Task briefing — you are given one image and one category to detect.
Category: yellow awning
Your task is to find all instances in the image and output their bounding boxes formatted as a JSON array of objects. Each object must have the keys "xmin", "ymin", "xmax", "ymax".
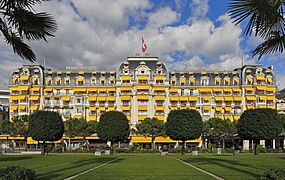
[
  {"xmin": 256, "ymin": 75, "xmax": 265, "ymax": 81},
  {"xmin": 20, "ymin": 75, "xmax": 29, "ymax": 81},
  {"xmin": 18, "ymin": 105, "xmax": 26, "ymax": 110},
  {"xmin": 154, "ymin": 87, "xmax": 165, "ymax": 91},
  {"xmin": 137, "ymin": 95, "xmax": 148, "ymax": 100},
  {"xmin": 61, "ymin": 96, "xmax": 71, "ymax": 101},
  {"xmin": 267, "ymin": 105, "xmax": 275, "ymax": 109},
  {"xmin": 89, "ymin": 116, "xmax": 97, "ymax": 121},
  {"xmin": 108, "ymin": 107, "xmax": 115, "ymax": 111},
  {"xmin": 18, "ymin": 95, "xmax": 26, "ymax": 100},
  {"xmin": 121, "ymin": 75, "xmax": 130, "ymax": 81},
  {"xmin": 259, "ymin": 105, "xmax": 266, "ymax": 109},
  {"xmin": 215, "ymin": 97, "xmax": 224, "ymax": 101},
  {"xmin": 267, "ymin": 96, "xmax": 276, "ymax": 101},
  {"xmin": 31, "ymin": 87, "xmax": 40, "ymax": 91},
  {"xmin": 169, "ymin": 88, "xmax": 178, "ymax": 93},
  {"xmin": 233, "ymin": 116, "xmax": 240, "ymax": 120},
  {"xmin": 138, "ymin": 75, "xmax": 148, "ymax": 81},
  {"xmin": 203, "ymin": 96, "xmax": 211, "ymax": 101},
  {"xmin": 89, "ymin": 107, "xmax": 97, "ymax": 111},
  {"xmin": 10, "ymin": 86, "xmax": 18, "ymax": 91},
  {"xmin": 74, "ymin": 115, "xmax": 82, "ymax": 119},
  {"xmin": 155, "ymin": 75, "xmax": 164, "ymax": 81},
  {"xmin": 88, "ymin": 96, "xmax": 97, "ymax": 101},
  {"xmin": 10, "ymin": 106, "xmax": 18, "ymax": 110},
  {"xmin": 215, "ymin": 107, "xmax": 222, "ymax": 112},
  {"xmin": 247, "ymin": 105, "xmax": 255, "ymax": 109},
  {"xmin": 245, "ymin": 87, "xmax": 254, "ymax": 91},
  {"xmin": 138, "ymin": 116, "xmax": 148, "ymax": 121},
  {"xmin": 203, "ymin": 106, "xmax": 211, "ymax": 111},
  {"xmin": 121, "ymin": 87, "xmax": 132, "ymax": 92},
  {"xmin": 213, "ymin": 88, "xmax": 222, "ymax": 92},
  {"xmin": 246, "ymin": 96, "xmax": 256, "ymax": 101},
  {"xmin": 9, "ymin": 96, "xmax": 18, "ymax": 100},
  {"xmin": 180, "ymin": 96, "xmax": 188, "ymax": 101},
  {"xmin": 156, "ymin": 106, "xmax": 165, "ymax": 111},
  {"xmin": 27, "ymin": 137, "xmax": 38, "ymax": 145},
  {"xmin": 256, "ymin": 86, "xmax": 266, "ymax": 91},
  {"xmin": 121, "ymin": 96, "xmax": 131, "ymax": 101},
  {"xmin": 233, "ymin": 97, "xmax": 242, "ymax": 101},
  {"xmin": 189, "ymin": 78, "xmax": 195, "ymax": 83},
  {"xmin": 44, "ymin": 88, "xmax": 52, "ymax": 92},
  {"xmin": 224, "ymin": 78, "xmax": 230, "ymax": 82},
  {"xmin": 87, "ymin": 88, "xmax": 97, "ymax": 92},
  {"xmin": 121, "ymin": 106, "xmax": 130, "ymax": 111},
  {"xmin": 29, "ymin": 96, "xmax": 39, "ymax": 101},
  {"xmin": 97, "ymin": 97, "xmax": 106, "ymax": 101},
  {"xmin": 224, "ymin": 116, "xmax": 233, "ymax": 120},
  {"xmin": 136, "ymin": 85, "xmax": 149, "ymax": 90},
  {"xmin": 32, "ymin": 77, "xmax": 38, "ymax": 82},
  {"xmin": 30, "ymin": 106, "xmax": 38, "ymax": 111},
  {"xmin": 138, "ymin": 106, "xmax": 148, "ymax": 111},
  {"xmin": 98, "ymin": 88, "xmax": 107, "ymax": 92},
  {"xmin": 215, "ymin": 78, "xmax": 221, "ymax": 83},
  {"xmin": 107, "ymin": 97, "xmax": 115, "ymax": 101},
  {"xmin": 199, "ymin": 88, "xmax": 212, "ymax": 93},
  {"xmin": 234, "ymin": 78, "xmax": 239, "ymax": 82},
  {"xmin": 18, "ymin": 86, "xmax": 29, "ymax": 91},
  {"xmin": 232, "ymin": 88, "xmax": 241, "ymax": 92},
  {"xmin": 267, "ymin": 77, "xmax": 273, "ymax": 83},
  {"xmin": 155, "ymin": 115, "xmax": 164, "ymax": 121},
  {"xmin": 224, "ymin": 97, "xmax": 233, "ymax": 101},
  {"xmin": 189, "ymin": 96, "xmax": 197, "ymax": 101},
  {"xmin": 98, "ymin": 107, "xmax": 106, "ymax": 111},
  {"xmin": 76, "ymin": 77, "xmax": 84, "ymax": 82},
  {"xmin": 259, "ymin": 96, "xmax": 267, "ymax": 101},
  {"xmin": 266, "ymin": 87, "xmax": 275, "ymax": 92},
  {"xmin": 171, "ymin": 107, "xmax": 178, "ymax": 110},
  {"xmin": 225, "ymin": 107, "xmax": 232, "ymax": 111},
  {"xmin": 247, "ymin": 77, "xmax": 253, "ymax": 82},
  {"xmin": 180, "ymin": 78, "xmax": 186, "ymax": 84},
  {"xmin": 74, "ymin": 88, "xmax": 86, "ymax": 92},
  {"xmin": 108, "ymin": 87, "xmax": 116, "ymax": 92},
  {"xmin": 170, "ymin": 96, "xmax": 179, "ymax": 101},
  {"xmin": 223, "ymin": 88, "xmax": 232, "ymax": 92},
  {"xmin": 55, "ymin": 77, "xmax": 61, "ymax": 82},
  {"xmin": 34, "ymin": 69, "xmax": 40, "ymax": 73},
  {"xmin": 78, "ymin": 71, "xmax": 84, "ymax": 75},
  {"xmin": 155, "ymin": 96, "xmax": 165, "ymax": 101}
]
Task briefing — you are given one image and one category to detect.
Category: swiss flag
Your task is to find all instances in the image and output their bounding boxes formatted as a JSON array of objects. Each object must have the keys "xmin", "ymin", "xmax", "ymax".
[{"xmin": 142, "ymin": 37, "xmax": 147, "ymax": 53}]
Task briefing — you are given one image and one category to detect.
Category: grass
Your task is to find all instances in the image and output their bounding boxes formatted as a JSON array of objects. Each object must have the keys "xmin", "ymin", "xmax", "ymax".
[{"xmin": 0, "ymin": 153, "xmax": 284, "ymax": 179}]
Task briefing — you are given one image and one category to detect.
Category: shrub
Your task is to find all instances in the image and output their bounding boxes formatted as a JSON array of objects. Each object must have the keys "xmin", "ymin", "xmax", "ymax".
[
  {"xmin": 0, "ymin": 166, "xmax": 35, "ymax": 180},
  {"xmin": 261, "ymin": 168, "xmax": 285, "ymax": 180}
]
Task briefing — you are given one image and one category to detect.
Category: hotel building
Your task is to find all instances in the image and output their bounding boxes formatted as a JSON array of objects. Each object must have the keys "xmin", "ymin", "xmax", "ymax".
[{"xmin": 8, "ymin": 56, "xmax": 276, "ymax": 127}]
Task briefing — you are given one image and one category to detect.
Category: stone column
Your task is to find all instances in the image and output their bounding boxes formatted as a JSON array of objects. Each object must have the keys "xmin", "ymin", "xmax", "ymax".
[
  {"xmin": 272, "ymin": 139, "xmax": 276, "ymax": 149},
  {"xmin": 260, "ymin": 140, "xmax": 265, "ymax": 148},
  {"xmin": 243, "ymin": 140, "xmax": 249, "ymax": 151}
]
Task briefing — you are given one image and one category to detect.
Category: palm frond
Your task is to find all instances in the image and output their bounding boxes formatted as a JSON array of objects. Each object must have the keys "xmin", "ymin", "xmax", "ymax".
[
  {"xmin": 253, "ymin": 31, "xmax": 285, "ymax": 59},
  {"xmin": 0, "ymin": 18, "xmax": 36, "ymax": 62},
  {"xmin": 0, "ymin": 0, "xmax": 43, "ymax": 11},
  {"xmin": 6, "ymin": 9, "xmax": 57, "ymax": 41},
  {"xmin": 228, "ymin": 0, "xmax": 285, "ymax": 38}
]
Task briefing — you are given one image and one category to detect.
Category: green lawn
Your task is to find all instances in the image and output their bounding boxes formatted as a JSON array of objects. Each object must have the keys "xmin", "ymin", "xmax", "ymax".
[{"xmin": 0, "ymin": 153, "xmax": 284, "ymax": 179}]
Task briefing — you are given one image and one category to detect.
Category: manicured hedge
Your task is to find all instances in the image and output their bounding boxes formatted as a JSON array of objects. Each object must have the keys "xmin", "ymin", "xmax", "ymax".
[
  {"xmin": 261, "ymin": 168, "xmax": 285, "ymax": 180},
  {"xmin": 0, "ymin": 166, "xmax": 35, "ymax": 180}
]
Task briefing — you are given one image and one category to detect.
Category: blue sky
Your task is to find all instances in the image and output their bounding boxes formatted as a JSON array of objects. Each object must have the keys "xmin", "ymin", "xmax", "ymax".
[{"xmin": 0, "ymin": 0, "xmax": 284, "ymax": 89}]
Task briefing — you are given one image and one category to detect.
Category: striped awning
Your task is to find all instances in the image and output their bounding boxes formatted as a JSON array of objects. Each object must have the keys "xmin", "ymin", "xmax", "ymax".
[
  {"xmin": 97, "ymin": 97, "xmax": 106, "ymax": 101},
  {"xmin": 155, "ymin": 106, "xmax": 164, "ymax": 111},
  {"xmin": 215, "ymin": 97, "xmax": 224, "ymax": 101},
  {"xmin": 170, "ymin": 96, "xmax": 179, "ymax": 101},
  {"xmin": 30, "ymin": 106, "xmax": 38, "ymax": 111},
  {"xmin": 30, "ymin": 96, "xmax": 39, "ymax": 101},
  {"xmin": 153, "ymin": 87, "xmax": 165, "ymax": 91},
  {"xmin": 88, "ymin": 96, "xmax": 97, "ymax": 101},
  {"xmin": 138, "ymin": 106, "xmax": 148, "ymax": 111},
  {"xmin": 256, "ymin": 75, "xmax": 265, "ymax": 81},
  {"xmin": 18, "ymin": 86, "xmax": 29, "ymax": 91},
  {"xmin": 137, "ymin": 75, "xmax": 148, "ymax": 81},
  {"xmin": 61, "ymin": 96, "xmax": 71, "ymax": 101},
  {"xmin": 155, "ymin": 96, "xmax": 165, "ymax": 101},
  {"xmin": 137, "ymin": 95, "xmax": 148, "ymax": 100},
  {"xmin": 121, "ymin": 75, "xmax": 130, "ymax": 81},
  {"xmin": 20, "ymin": 75, "xmax": 29, "ymax": 81},
  {"xmin": 31, "ymin": 87, "xmax": 40, "ymax": 91},
  {"xmin": 121, "ymin": 96, "xmax": 131, "ymax": 101},
  {"xmin": 169, "ymin": 88, "xmax": 178, "ymax": 93},
  {"xmin": 107, "ymin": 97, "xmax": 115, "ymax": 101},
  {"xmin": 246, "ymin": 96, "xmax": 256, "ymax": 101},
  {"xmin": 224, "ymin": 97, "xmax": 233, "ymax": 101},
  {"xmin": 121, "ymin": 106, "xmax": 130, "ymax": 111},
  {"xmin": 74, "ymin": 88, "xmax": 86, "ymax": 92},
  {"xmin": 189, "ymin": 96, "xmax": 197, "ymax": 101},
  {"xmin": 203, "ymin": 106, "xmax": 211, "ymax": 110},
  {"xmin": 136, "ymin": 85, "xmax": 149, "ymax": 90},
  {"xmin": 180, "ymin": 96, "xmax": 188, "ymax": 101},
  {"xmin": 155, "ymin": 76, "xmax": 164, "ymax": 81},
  {"xmin": 233, "ymin": 97, "xmax": 242, "ymax": 101}
]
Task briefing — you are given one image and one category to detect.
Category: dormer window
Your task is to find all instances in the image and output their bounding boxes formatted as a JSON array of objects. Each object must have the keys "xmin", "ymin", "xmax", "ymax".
[{"xmin": 201, "ymin": 79, "xmax": 209, "ymax": 86}]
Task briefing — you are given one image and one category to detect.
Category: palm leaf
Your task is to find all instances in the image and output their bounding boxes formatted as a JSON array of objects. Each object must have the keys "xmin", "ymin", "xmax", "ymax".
[
  {"xmin": 253, "ymin": 31, "xmax": 285, "ymax": 59},
  {"xmin": 0, "ymin": 18, "xmax": 36, "ymax": 62},
  {"xmin": 6, "ymin": 8, "xmax": 57, "ymax": 41}
]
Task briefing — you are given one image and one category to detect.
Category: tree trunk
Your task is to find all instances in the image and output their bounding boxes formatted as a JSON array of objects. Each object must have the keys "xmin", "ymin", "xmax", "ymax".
[
  {"xmin": 181, "ymin": 141, "xmax": 185, "ymax": 155},
  {"xmin": 254, "ymin": 139, "xmax": 258, "ymax": 155},
  {"xmin": 42, "ymin": 141, "xmax": 46, "ymax": 155},
  {"xmin": 222, "ymin": 138, "xmax": 225, "ymax": 149},
  {"xmin": 151, "ymin": 136, "xmax": 155, "ymax": 150},
  {"xmin": 24, "ymin": 137, "xmax": 27, "ymax": 152}
]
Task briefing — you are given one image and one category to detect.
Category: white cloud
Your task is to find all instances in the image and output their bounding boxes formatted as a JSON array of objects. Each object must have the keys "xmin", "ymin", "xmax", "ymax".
[{"xmin": 148, "ymin": 7, "xmax": 180, "ymax": 28}]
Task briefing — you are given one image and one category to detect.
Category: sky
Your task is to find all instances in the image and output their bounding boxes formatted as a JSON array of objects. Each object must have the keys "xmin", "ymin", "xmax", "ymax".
[{"xmin": 0, "ymin": 0, "xmax": 285, "ymax": 90}]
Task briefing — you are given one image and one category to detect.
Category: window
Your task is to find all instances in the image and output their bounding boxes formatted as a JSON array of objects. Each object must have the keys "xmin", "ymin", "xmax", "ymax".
[
  {"xmin": 181, "ymin": 89, "xmax": 184, "ymax": 96},
  {"xmin": 201, "ymin": 79, "xmax": 209, "ymax": 86},
  {"xmin": 66, "ymin": 89, "xmax": 70, "ymax": 95},
  {"xmin": 56, "ymin": 89, "xmax": 60, "ymax": 96},
  {"xmin": 77, "ymin": 98, "xmax": 81, "ymax": 104}
]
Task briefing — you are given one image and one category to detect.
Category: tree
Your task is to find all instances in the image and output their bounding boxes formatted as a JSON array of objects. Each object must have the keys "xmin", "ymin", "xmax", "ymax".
[
  {"xmin": 237, "ymin": 108, "xmax": 282, "ymax": 155},
  {"xmin": 136, "ymin": 117, "xmax": 165, "ymax": 150},
  {"xmin": 0, "ymin": 119, "xmax": 14, "ymax": 135},
  {"xmin": 228, "ymin": 0, "xmax": 285, "ymax": 59},
  {"xmin": 65, "ymin": 118, "xmax": 97, "ymax": 150},
  {"xmin": 166, "ymin": 109, "xmax": 203, "ymax": 155},
  {"xmin": 0, "ymin": 0, "xmax": 57, "ymax": 62},
  {"xmin": 12, "ymin": 115, "xmax": 29, "ymax": 151},
  {"xmin": 203, "ymin": 117, "xmax": 236, "ymax": 148},
  {"xmin": 97, "ymin": 111, "xmax": 129, "ymax": 154},
  {"xmin": 28, "ymin": 111, "xmax": 64, "ymax": 155}
]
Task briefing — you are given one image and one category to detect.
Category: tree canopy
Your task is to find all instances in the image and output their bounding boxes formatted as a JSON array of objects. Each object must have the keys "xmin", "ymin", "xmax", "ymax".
[
  {"xmin": 0, "ymin": 0, "xmax": 57, "ymax": 62},
  {"xmin": 228, "ymin": 0, "xmax": 285, "ymax": 59},
  {"xmin": 97, "ymin": 111, "xmax": 129, "ymax": 144},
  {"xmin": 166, "ymin": 109, "xmax": 203, "ymax": 154},
  {"xmin": 237, "ymin": 108, "xmax": 282, "ymax": 155},
  {"xmin": 136, "ymin": 117, "xmax": 165, "ymax": 150},
  {"xmin": 28, "ymin": 111, "xmax": 64, "ymax": 142}
]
